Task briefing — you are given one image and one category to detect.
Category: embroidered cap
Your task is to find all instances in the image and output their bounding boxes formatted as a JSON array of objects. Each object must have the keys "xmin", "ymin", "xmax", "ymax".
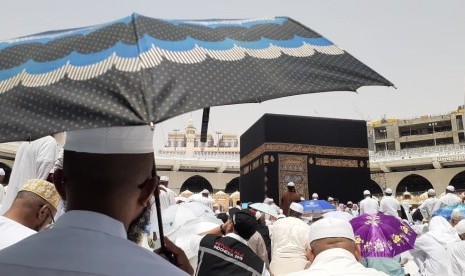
[{"xmin": 20, "ymin": 179, "xmax": 61, "ymax": 210}]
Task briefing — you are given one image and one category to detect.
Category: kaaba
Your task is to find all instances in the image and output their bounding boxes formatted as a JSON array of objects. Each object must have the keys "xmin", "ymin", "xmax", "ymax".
[{"xmin": 240, "ymin": 114, "xmax": 370, "ymax": 204}]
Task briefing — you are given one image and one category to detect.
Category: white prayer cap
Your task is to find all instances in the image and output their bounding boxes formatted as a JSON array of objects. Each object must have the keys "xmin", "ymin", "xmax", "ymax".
[
  {"xmin": 347, "ymin": 201, "xmax": 353, "ymax": 205},
  {"xmin": 64, "ymin": 126, "xmax": 154, "ymax": 154},
  {"xmin": 451, "ymin": 209, "xmax": 464, "ymax": 221},
  {"xmin": 300, "ymin": 197, "xmax": 305, "ymax": 201},
  {"xmin": 385, "ymin": 188, "xmax": 393, "ymax": 194},
  {"xmin": 0, "ymin": 168, "xmax": 5, "ymax": 175},
  {"xmin": 201, "ymin": 189, "xmax": 210, "ymax": 194},
  {"xmin": 312, "ymin": 193, "xmax": 318, "ymax": 198},
  {"xmin": 446, "ymin": 185, "xmax": 455, "ymax": 192},
  {"xmin": 363, "ymin": 190, "xmax": 371, "ymax": 195},
  {"xmin": 308, "ymin": 218, "xmax": 355, "ymax": 243},
  {"xmin": 327, "ymin": 197, "xmax": 334, "ymax": 201},
  {"xmin": 160, "ymin": 176, "xmax": 169, "ymax": 182},
  {"xmin": 455, "ymin": 220, "xmax": 465, "ymax": 235},
  {"xmin": 290, "ymin": 202, "xmax": 304, "ymax": 214},
  {"xmin": 287, "ymin": 182, "xmax": 295, "ymax": 187},
  {"xmin": 427, "ymin": 189, "xmax": 436, "ymax": 196}
]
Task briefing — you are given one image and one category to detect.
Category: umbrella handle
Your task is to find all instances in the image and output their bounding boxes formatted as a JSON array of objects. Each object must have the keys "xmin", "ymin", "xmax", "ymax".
[{"xmin": 153, "ymin": 159, "xmax": 175, "ymax": 263}]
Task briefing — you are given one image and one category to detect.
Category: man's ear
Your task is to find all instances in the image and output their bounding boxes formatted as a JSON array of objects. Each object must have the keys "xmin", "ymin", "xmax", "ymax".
[
  {"xmin": 354, "ymin": 244, "xmax": 362, "ymax": 261},
  {"xmin": 53, "ymin": 169, "xmax": 66, "ymax": 201},
  {"xmin": 37, "ymin": 204, "xmax": 49, "ymax": 220},
  {"xmin": 138, "ymin": 178, "xmax": 156, "ymax": 207}
]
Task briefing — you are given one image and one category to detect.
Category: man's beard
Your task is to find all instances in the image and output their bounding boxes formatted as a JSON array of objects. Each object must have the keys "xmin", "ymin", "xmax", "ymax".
[{"xmin": 127, "ymin": 205, "xmax": 151, "ymax": 244}]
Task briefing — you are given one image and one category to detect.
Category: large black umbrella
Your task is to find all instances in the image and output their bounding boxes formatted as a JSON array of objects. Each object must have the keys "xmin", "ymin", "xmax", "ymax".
[{"xmin": 0, "ymin": 14, "xmax": 392, "ymax": 143}]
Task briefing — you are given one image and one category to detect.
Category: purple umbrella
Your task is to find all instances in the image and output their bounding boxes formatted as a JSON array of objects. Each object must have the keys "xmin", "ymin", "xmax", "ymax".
[{"xmin": 349, "ymin": 212, "xmax": 417, "ymax": 258}]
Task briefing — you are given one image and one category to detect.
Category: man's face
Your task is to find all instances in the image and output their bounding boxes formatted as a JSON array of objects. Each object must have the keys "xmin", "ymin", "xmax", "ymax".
[
  {"xmin": 0, "ymin": 175, "xmax": 4, "ymax": 183},
  {"xmin": 347, "ymin": 204, "xmax": 353, "ymax": 208}
]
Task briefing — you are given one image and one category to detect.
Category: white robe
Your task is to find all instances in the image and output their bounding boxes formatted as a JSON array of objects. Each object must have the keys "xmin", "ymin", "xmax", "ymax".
[
  {"xmin": 359, "ymin": 197, "xmax": 379, "ymax": 215},
  {"xmin": 448, "ymin": 240, "xmax": 465, "ymax": 276},
  {"xmin": 270, "ymin": 217, "xmax": 310, "ymax": 276},
  {"xmin": 0, "ymin": 216, "xmax": 36, "ymax": 250},
  {"xmin": 379, "ymin": 196, "xmax": 400, "ymax": 217},
  {"xmin": 159, "ymin": 185, "xmax": 176, "ymax": 210},
  {"xmin": 288, "ymin": 248, "xmax": 388, "ymax": 276},
  {"xmin": 0, "ymin": 136, "xmax": 57, "ymax": 215},
  {"xmin": 411, "ymin": 216, "xmax": 460, "ymax": 276},
  {"xmin": 0, "ymin": 210, "xmax": 187, "ymax": 276},
  {"xmin": 439, "ymin": 193, "xmax": 462, "ymax": 206},
  {"xmin": 418, "ymin": 197, "xmax": 442, "ymax": 221}
]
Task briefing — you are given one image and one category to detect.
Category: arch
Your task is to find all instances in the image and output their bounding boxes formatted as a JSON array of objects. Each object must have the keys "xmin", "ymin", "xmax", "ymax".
[
  {"xmin": 225, "ymin": 177, "xmax": 240, "ymax": 193},
  {"xmin": 367, "ymin": 180, "xmax": 383, "ymax": 196},
  {"xmin": 396, "ymin": 174, "xmax": 433, "ymax": 194},
  {"xmin": 0, "ymin": 162, "xmax": 12, "ymax": 185},
  {"xmin": 449, "ymin": 170, "xmax": 465, "ymax": 191},
  {"xmin": 180, "ymin": 175, "xmax": 213, "ymax": 193}
]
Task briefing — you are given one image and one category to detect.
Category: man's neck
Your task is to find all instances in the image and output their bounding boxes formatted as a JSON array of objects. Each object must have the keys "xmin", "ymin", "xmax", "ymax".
[{"xmin": 3, "ymin": 206, "xmax": 35, "ymax": 230}]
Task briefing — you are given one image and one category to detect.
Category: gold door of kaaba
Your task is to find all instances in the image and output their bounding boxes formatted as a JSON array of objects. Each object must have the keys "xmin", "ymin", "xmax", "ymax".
[{"xmin": 278, "ymin": 154, "xmax": 309, "ymax": 201}]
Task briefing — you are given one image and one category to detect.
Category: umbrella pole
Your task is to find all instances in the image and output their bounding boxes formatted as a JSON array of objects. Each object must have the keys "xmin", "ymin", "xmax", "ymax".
[{"xmin": 153, "ymin": 157, "xmax": 174, "ymax": 263}]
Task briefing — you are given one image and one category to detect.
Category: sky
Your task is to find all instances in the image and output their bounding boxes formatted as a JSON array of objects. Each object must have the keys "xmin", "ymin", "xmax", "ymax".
[{"xmin": 1, "ymin": 0, "xmax": 464, "ymax": 149}]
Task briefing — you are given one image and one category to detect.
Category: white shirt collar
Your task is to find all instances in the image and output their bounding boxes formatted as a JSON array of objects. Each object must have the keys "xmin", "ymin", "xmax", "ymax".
[
  {"xmin": 226, "ymin": 233, "xmax": 248, "ymax": 245},
  {"xmin": 54, "ymin": 210, "xmax": 127, "ymax": 239}
]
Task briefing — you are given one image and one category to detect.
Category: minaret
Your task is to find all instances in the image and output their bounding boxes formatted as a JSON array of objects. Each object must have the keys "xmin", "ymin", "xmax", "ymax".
[{"xmin": 185, "ymin": 118, "xmax": 196, "ymax": 156}]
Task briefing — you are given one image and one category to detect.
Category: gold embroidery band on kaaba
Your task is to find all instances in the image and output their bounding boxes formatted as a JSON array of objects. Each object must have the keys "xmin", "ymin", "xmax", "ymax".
[
  {"xmin": 240, "ymin": 142, "xmax": 368, "ymax": 166},
  {"xmin": 315, "ymin": 158, "xmax": 359, "ymax": 168}
]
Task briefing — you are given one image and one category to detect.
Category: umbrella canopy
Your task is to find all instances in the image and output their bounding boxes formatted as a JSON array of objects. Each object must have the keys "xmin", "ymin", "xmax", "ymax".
[
  {"xmin": 161, "ymin": 201, "xmax": 221, "ymax": 238},
  {"xmin": 323, "ymin": 210, "xmax": 353, "ymax": 221},
  {"xmin": 299, "ymin": 199, "xmax": 336, "ymax": 214},
  {"xmin": 250, "ymin": 202, "xmax": 279, "ymax": 218},
  {"xmin": 0, "ymin": 14, "xmax": 392, "ymax": 142},
  {"xmin": 350, "ymin": 212, "xmax": 417, "ymax": 258},
  {"xmin": 433, "ymin": 203, "xmax": 465, "ymax": 221}
]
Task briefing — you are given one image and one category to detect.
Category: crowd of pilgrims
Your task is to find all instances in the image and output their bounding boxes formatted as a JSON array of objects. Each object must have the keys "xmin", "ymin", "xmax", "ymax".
[{"xmin": 0, "ymin": 127, "xmax": 465, "ymax": 276}]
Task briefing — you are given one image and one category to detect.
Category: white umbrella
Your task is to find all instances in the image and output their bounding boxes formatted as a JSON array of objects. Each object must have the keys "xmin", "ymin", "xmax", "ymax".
[
  {"xmin": 174, "ymin": 221, "xmax": 220, "ymax": 259},
  {"xmin": 161, "ymin": 202, "xmax": 220, "ymax": 238},
  {"xmin": 250, "ymin": 203, "xmax": 279, "ymax": 218},
  {"xmin": 323, "ymin": 211, "xmax": 354, "ymax": 221}
]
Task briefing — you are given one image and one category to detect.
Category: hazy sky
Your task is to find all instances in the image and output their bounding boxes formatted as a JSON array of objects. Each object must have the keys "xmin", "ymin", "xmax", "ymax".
[{"xmin": 2, "ymin": 0, "xmax": 464, "ymax": 149}]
